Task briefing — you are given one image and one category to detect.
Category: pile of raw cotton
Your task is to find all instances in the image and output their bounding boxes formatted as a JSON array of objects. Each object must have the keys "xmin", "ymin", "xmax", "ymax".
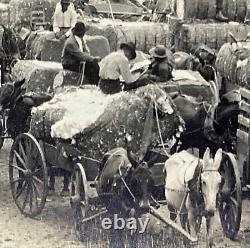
[{"xmin": 30, "ymin": 85, "xmax": 183, "ymax": 161}]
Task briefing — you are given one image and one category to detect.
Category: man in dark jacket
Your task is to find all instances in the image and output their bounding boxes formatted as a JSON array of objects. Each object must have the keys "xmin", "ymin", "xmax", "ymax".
[
  {"xmin": 147, "ymin": 45, "xmax": 174, "ymax": 82},
  {"xmin": 61, "ymin": 22, "xmax": 101, "ymax": 85}
]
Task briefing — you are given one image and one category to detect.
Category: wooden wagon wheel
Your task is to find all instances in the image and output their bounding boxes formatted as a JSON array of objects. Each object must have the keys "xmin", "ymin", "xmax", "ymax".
[
  {"xmin": 0, "ymin": 113, "xmax": 5, "ymax": 150},
  {"xmin": 9, "ymin": 133, "xmax": 48, "ymax": 217},
  {"xmin": 70, "ymin": 162, "xmax": 89, "ymax": 241},
  {"xmin": 219, "ymin": 152, "xmax": 242, "ymax": 240}
]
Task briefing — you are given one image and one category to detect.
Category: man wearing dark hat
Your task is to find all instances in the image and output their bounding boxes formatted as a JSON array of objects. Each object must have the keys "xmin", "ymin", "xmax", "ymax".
[
  {"xmin": 53, "ymin": 0, "xmax": 78, "ymax": 39},
  {"xmin": 99, "ymin": 42, "xmax": 148, "ymax": 94},
  {"xmin": 147, "ymin": 45, "xmax": 174, "ymax": 82},
  {"xmin": 62, "ymin": 22, "xmax": 101, "ymax": 84}
]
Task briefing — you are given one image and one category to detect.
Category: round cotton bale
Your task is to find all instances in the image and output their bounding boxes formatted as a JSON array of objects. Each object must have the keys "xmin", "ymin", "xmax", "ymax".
[
  {"xmin": 216, "ymin": 42, "xmax": 250, "ymax": 90},
  {"xmin": 175, "ymin": 22, "xmax": 250, "ymax": 53}
]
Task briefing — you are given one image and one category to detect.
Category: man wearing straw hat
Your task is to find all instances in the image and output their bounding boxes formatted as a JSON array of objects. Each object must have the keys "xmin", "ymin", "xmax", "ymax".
[
  {"xmin": 53, "ymin": 0, "xmax": 78, "ymax": 39},
  {"xmin": 147, "ymin": 45, "xmax": 174, "ymax": 82}
]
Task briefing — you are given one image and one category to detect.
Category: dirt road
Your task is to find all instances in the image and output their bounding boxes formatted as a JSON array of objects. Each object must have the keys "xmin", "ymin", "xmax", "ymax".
[{"xmin": 0, "ymin": 141, "xmax": 250, "ymax": 248}]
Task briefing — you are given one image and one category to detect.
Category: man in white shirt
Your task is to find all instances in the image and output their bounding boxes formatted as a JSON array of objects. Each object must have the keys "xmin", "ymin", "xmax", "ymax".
[{"xmin": 53, "ymin": 0, "xmax": 78, "ymax": 39}]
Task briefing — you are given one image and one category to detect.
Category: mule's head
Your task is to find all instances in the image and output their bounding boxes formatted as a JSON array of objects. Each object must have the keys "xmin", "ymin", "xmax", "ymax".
[
  {"xmin": 1, "ymin": 25, "xmax": 19, "ymax": 59},
  {"xmin": 129, "ymin": 162, "xmax": 154, "ymax": 210},
  {"xmin": 0, "ymin": 79, "xmax": 25, "ymax": 111},
  {"xmin": 201, "ymin": 147, "xmax": 222, "ymax": 217}
]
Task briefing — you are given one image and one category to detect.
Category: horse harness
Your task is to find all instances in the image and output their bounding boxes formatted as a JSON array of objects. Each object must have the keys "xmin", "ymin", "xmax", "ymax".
[{"xmin": 165, "ymin": 157, "xmax": 204, "ymax": 216}]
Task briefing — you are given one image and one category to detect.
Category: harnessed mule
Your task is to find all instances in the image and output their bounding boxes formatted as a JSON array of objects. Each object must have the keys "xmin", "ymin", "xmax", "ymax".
[
  {"xmin": 164, "ymin": 147, "xmax": 222, "ymax": 247},
  {"xmin": 171, "ymin": 94, "xmax": 239, "ymax": 156},
  {"xmin": 0, "ymin": 25, "xmax": 20, "ymax": 85}
]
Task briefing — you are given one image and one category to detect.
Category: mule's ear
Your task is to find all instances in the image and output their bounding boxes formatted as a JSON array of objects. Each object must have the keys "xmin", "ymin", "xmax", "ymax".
[
  {"xmin": 202, "ymin": 147, "xmax": 210, "ymax": 170},
  {"xmin": 14, "ymin": 78, "xmax": 25, "ymax": 88},
  {"xmin": 214, "ymin": 148, "xmax": 223, "ymax": 170},
  {"xmin": 203, "ymin": 147, "xmax": 210, "ymax": 161}
]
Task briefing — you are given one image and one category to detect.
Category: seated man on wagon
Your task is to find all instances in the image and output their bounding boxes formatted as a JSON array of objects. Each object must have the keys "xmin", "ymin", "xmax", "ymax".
[
  {"xmin": 53, "ymin": 0, "xmax": 78, "ymax": 39},
  {"xmin": 99, "ymin": 42, "xmax": 149, "ymax": 94},
  {"xmin": 147, "ymin": 45, "xmax": 175, "ymax": 82},
  {"xmin": 62, "ymin": 22, "xmax": 101, "ymax": 85}
]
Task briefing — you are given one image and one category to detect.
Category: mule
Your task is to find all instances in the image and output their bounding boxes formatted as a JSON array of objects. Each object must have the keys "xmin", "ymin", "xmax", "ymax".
[
  {"xmin": 171, "ymin": 94, "xmax": 239, "ymax": 156},
  {"xmin": 97, "ymin": 147, "xmax": 154, "ymax": 215},
  {"xmin": 164, "ymin": 147, "xmax": 222, "ymax": 247},
  {"xmin": 0, "ymin": 25, "xmax": 20, "ymax": 84},
  {"xmin": 0, "ymin": 79, "xmax": 52, "ymax": 138}
]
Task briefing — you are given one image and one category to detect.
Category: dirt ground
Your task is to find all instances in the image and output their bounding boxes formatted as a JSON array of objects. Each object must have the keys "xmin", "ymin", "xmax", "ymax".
[{"xmin": 0, "ymin": 140, "xmax": 250, "ymax": 248}]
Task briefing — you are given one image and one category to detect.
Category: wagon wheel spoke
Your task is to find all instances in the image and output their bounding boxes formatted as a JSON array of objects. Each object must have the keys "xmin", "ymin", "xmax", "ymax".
[
  {"xmin": 31, "ymin": 181, "xmax": 40, "ymax": 209},
  {"xmin": 24, "ymin": 139, "xmax": 32, "ymax": 166},
  {"xmin": 14, "ymin": 181, "xmax": 28, "ymax": 200},
  {"xmin": 32, "ymin": 175, "xmax": 44, "ymax": 185},
  {"xmin": 13, "ymin": 150, "xmax": 27, "ymax": 170},
  {"xmin": 10, "ymin": 163, "xmax": 26, "ymax": 173},
  {"xmin": 21, "ymin": 183, "xmax": 31, "ymax": 211},
  {"xmin": 18, "ymin": 141, "xmax": 28, "ymax": 164},
  {"xmin": 29, "ymin": 182, "xmax": 33, "ymax": 213},
  {"xmin": 10, "ymin": 177, "xmax": 24, "ymax": 187}
]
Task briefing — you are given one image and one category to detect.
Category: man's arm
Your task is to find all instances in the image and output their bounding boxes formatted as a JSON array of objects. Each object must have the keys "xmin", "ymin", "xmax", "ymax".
[
  {"xmin": 149, "ymin": 63, "xmax": 172, "ymax": 82},
  {"xmin": 119, "ymin": 58, "xmax": 137, "ymax": 84},
  {"xmin": 65, "ymin": 42, "xmax": 95, "ymax": 62}
]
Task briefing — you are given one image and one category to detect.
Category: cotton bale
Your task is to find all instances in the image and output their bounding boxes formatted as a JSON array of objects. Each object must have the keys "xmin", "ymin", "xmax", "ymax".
[{"xmin": 175, "ymin": 22, "xmax": 250, "ymax": 53}]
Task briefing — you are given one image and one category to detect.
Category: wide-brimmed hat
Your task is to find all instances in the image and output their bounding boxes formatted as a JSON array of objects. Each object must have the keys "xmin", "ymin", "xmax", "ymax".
[
  {"xmin": 120, "ymin": 42, "xmax": 136, "ymax": 59},
  {"xmin": 149, "ymin": 45, "xmax": 170, "ymax": 58},
  {"xmin": 72, "ymin": 22, "xmax": 86, "ymax": 36},
  {"xmin": 61, "ymin": 0, "xmax": 70, "ymax": 4}
]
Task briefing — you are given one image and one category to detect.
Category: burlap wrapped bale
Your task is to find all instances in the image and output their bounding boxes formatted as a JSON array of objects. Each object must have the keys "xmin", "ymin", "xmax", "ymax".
[
  {"xmin": 25, "ymin": 30, "xmax": 52, "ymax": 60},
  {"xmin": 30, "ymin": 85, "xmax": 183, "ymax": 161},
  {"xmin": 12, "ymin": 60, "xmax": 80, "ymax": 92},
  {"xmin": 216, "ymin": 42, "xmax": 250, "ymax": 90},
  {"xmin": 40, "ymin": 35, "xmax": 110, "ymax": 62},
  {"xmin": 86, "ymin": 19, "xmax": 178, "ymax": 53},
  {"xmin": 0, "ymin": 3, "xmax": 10, "ymax": 26},
  {"xmin": 173, "ymin": 0, "xmax": 216, "ymax": 20},
  {"xmin": 173, "ymin": 0, "xmax": 249, "ymax": 22},
  {"xmin": 9, "ymin": 0, "xmax": 58, "ymax": 27},
  {"xmin": 160, "ymin": 70, "xmax": 216, "ymax": 103},
  {"xmin": 175, "ymin": 22, "xmax": 250, "ymax": 53}
]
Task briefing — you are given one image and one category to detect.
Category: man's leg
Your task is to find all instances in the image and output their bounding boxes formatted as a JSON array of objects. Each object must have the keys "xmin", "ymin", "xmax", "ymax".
[
  {"xmin": 84, "ymin": 61, "xmax": 100, "ymax": 85},
  {"xmin": 245, "ymin": 0, "xmax": 250, "ymax": 24},
  {"xmin": 215, "ymin": 0, "xmax": 228, "ymax": 22}
]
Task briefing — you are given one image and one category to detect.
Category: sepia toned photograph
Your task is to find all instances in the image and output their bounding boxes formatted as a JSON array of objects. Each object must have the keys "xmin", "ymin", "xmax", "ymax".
[{"xmin": 0, "ymin": 0, "xmax": 249, "ymax": 247}]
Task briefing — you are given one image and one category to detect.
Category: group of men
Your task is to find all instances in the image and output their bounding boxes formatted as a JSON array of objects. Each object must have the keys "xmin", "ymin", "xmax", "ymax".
[
  {"xmin": 48, "ymin": 0, "xmax": 236, "ymax": 100},
  {"xmin": 61, "ymin": 19, "xmax": 174, "ymax": 94}
]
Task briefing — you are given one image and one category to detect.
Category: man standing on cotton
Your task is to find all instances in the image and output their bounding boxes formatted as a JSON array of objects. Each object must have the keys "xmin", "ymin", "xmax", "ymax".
[
  {"xmin": 53, "ymin": 0, "xmax": 78, "ymax": 39},
  {"xmin": 215, "ymin": 0, "xmax": 228, "ymax": 22}
]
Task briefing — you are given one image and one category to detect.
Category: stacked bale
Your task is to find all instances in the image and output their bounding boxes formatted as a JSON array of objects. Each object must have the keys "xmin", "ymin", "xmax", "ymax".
[
  {"xmin": 160, "ymin": 70, "xmax": 216, "ymax": 103},
  {"xmin": 0, "ymin": 3, "xmax": 10, "ymax": 26},
  {"xmin": 86, "ymin": 18, "xmax": 181, "ymax": 52},
  {"xmin": 30, "ymin": 85, "xmax": 183, "ymax": 161},
  {"xmin": 12, "ymin": 60, "xmax": 80, "ymax": 92},
  {"xmin": 41, "ymin": 35, "xmax": 110, "ymax": 62},
  {"xmin": 216, "ymin": 42, "xmax": 250, "ymax": 90},
  {"xmin": 26, "ymin": 30, "xmax": 110, "ymax": 62},
  {"xmin": 9, "ymin": 0, "xmax": 58, "ymax": 26},
  {"xmin": 174, "ymin": 22, "xmax": 250, "ymax": 52},
  {"xmin": 172, "ymin": 0, "xmax": 250, "ymax": 22}
]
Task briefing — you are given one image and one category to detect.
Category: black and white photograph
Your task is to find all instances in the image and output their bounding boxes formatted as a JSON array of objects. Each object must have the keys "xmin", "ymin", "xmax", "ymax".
[{"xmin": 0, "ymin": 0, "xmax": 249, "ymax": 247}]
